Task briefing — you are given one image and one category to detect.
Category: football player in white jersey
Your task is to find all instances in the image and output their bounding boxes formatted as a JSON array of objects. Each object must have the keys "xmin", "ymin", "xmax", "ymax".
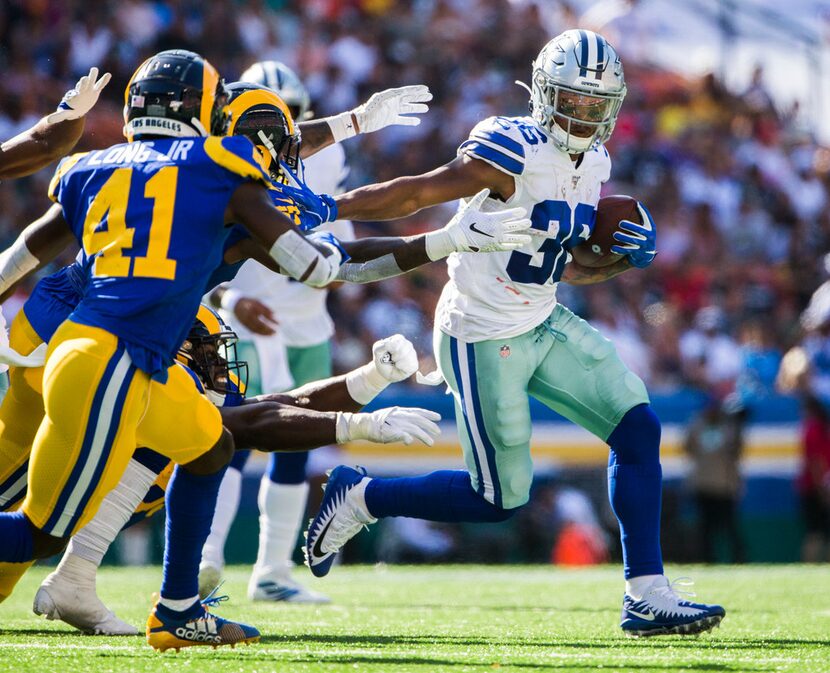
[
  {"xmin": 199, "ymin": 62, "xmax": 433, "ymax": 603},
  {"xmin": 302, "ymin": 30, "xmax": 726, "ymax": 637}
]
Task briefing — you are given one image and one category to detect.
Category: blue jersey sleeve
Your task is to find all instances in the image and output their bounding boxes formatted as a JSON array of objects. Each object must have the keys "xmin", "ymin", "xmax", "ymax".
[{"xmin": 458, "ymin": 117, "xmax": 527, "ymax": 177}]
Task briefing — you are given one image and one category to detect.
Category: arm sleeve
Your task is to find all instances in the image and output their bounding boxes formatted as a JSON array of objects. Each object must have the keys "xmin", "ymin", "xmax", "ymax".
[{"xmin": 458, "ymin": 116, "xmax": 527, "ymax": 177}]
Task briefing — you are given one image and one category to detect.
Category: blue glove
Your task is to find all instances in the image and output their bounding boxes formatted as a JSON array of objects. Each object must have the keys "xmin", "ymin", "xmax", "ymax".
[
  {"xmin": 275, "ymin": 173, "xmax": 338, "ymax": 231},
  {"xmin": 611, "ymin": 201, "xmax": 656, "ymax": 268}
]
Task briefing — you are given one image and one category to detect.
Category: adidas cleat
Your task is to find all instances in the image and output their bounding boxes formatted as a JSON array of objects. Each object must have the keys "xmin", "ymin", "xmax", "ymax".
[
  {"xmin": 146, "ymin": 593, "xmax": 260, "ymax": 651},
  {"xmin": 248, "ymin": 572, "xmax": 331, "ymax": 604},
  {"xmin": 620, "ymin": 576, "xmax": 725, "ymax": 637},
  {"xmin": 304, "ymin": 465, "xmax": 376, "ymax": 578}
]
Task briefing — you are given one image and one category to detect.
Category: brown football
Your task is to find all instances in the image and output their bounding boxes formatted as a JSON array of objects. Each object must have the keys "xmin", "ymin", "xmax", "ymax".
[{"xmin": 570, "ymin": 195, "xmax": 640, "ymax": 268}]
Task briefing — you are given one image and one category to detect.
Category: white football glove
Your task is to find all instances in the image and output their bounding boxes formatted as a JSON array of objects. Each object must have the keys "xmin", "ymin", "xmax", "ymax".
[
  {"xmin": 47, "ymin": 67, "xmax": 112, "ymax": 124},
  {"xmin": 336, "ymin": 407, "xmax": 442, "ymax": 446},
  {"xmin": 345, "ymin": 334, "xmax": 420, "ymax": 405},
  {"xmin": 372, "ymin": 333, "xmax": 419, "ymax": 383},
  {"xmin": 328, "ymin": 85, "xmax": 432, "ymax": 142},
  {"xmin": 424, "ymin": 189, "xmax": 532, "ymax": 260},
  {"xmin": 354, "ymin": 85, "xmax": 432, "ymax": 133}
]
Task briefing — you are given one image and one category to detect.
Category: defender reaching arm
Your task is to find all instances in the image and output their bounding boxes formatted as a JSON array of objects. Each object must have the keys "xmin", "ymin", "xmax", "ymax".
[{"xmin": 0, "ymin": 67, "xmax": 111, "ymax": 179}]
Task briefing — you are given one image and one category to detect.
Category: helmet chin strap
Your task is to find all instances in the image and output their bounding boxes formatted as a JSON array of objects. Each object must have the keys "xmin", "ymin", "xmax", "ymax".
[{"xmin": 514, "ymin": 80, "xmax": 532, "ymax": 96}]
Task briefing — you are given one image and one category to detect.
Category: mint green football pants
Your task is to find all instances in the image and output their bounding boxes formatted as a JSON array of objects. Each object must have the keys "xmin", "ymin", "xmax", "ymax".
[{"xmin": 436, "ymin": 303, "xmax": 649, "ymax": 509}]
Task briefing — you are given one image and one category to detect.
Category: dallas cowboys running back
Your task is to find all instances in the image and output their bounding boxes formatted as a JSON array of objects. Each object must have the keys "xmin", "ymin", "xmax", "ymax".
[{"xmin": 302, "ymin": 29, "xmax": 725, "ymax": 637}]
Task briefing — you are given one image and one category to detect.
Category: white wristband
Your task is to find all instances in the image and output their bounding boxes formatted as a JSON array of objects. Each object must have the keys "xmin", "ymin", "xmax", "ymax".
[
  {"xmin": 0, "ymin": 236, "xmax": 39, "ymax": 294},
  {"xmin": 423, "ymin": 229, "xmax": 455, "ymax": 262},
  {"xmin": 327, "ymin": 111, "xmax": 358, "ymax": 143},
  {"xmin": 219, "ymin": 287, "xmax": 243, "ymax": 313},
  {"xmin": 345, "ymin": 362, "xmax": 390, "ymax": 405},
  {"xmin": 335, "ymin": 411, "xmax": 372, "ymax": 443}
]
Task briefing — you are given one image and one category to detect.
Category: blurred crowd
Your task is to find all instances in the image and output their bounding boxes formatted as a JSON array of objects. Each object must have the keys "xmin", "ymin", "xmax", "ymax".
[{"xmin": 0, "ymin": 0, "xmax": 828, "ymax": 409}]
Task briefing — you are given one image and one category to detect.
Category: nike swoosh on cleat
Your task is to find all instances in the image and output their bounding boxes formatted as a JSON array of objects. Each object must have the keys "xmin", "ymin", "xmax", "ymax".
[
  {"xmin": 627, "ymin": 608, "xmax": 656, "ymax": 621},
  {"xmin": 310, "ymin": 515, "xmax": 335, "ymax": 562},
  {"xmin": 469, "ymin": 222, "xmax": 494, "ymax": 237}
]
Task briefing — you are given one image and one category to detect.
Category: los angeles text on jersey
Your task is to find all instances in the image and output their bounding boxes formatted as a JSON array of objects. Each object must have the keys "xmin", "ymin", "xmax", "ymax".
[{"xmin": 87, "ymin": 139, "xmax": 194, "ymax": 166}]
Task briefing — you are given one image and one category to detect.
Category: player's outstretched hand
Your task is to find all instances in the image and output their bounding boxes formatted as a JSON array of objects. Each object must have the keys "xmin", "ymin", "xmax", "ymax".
[
  {"xmin": 354, "ymin": 85, "xmax": 432, "ymax": 133},
  {"xmin": 610, "ymin": 201, "xmax": 656, "ymax": 268},
  {"xmin": 372, "ymin": 334, "xmax": 419, "ymax": 383},
  {"xmin": 427, "ymin": 189, "xmax": 531, "ymax": 259},
  {"xmin": 47, "ymin": 67, "xmax": 112, "ymax": 124},
  {"xmin": 340, "ymin": 407, "xmax": 442, "ymax": 446}
]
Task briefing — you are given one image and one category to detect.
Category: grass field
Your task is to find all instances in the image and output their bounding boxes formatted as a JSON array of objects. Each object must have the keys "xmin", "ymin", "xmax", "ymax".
[{"xmin": 1, "ymin": 564, "xmax": 829, "ymax": 672}]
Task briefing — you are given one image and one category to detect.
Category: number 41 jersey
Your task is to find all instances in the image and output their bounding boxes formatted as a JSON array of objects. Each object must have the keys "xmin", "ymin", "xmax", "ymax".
[
  {"xmin": 435, "ymin": 115, "xmax": 611, "ymax": 342},
  {"xmin": 48, "ymin": 135, "xmax": 270, "ymax": 377}
]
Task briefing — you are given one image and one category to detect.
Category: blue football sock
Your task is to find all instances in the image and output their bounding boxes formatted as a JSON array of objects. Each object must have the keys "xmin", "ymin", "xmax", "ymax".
[
  {"xmin": 160, "ymin": 464, "xmax": 226, "ymax": 602},
  {"xmin": 0, "ymin": 511, "xmax": 34, "ymax": 562},
  {"xmin": 364, "ymin": 470, "xmax": 516, "ymax": 522},
  {"xmin": 606, "ymin": 404, "xmax": 664, "ymax": 579},
  {"xmin": 267, "ymin": 450, "xmax": 308, "ymax": 484}
]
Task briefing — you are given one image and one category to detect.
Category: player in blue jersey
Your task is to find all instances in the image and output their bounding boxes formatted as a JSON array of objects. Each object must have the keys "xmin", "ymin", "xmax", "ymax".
[
  {"xmin": 299, "ymin": 30, "xmax": 725, "ymax": 637},
  {"xmin": 0, "ymin": 49, "xmax": 358, "ymax": 651}
]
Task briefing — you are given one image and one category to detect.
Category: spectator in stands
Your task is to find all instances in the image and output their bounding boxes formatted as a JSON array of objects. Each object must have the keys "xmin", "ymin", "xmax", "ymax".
[
  {"xmin": 679, "ymin": 306, "xmax": 742, "ymax": 395},
  {"xmin": 683, "ymin": 395, "xmax": 747, "ymax": 563}
]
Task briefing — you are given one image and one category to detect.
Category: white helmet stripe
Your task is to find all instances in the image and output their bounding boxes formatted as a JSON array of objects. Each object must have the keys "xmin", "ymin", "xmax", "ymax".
[{"xmin": 585, "ymin": 31, "xmax": 598, "ymax": 78}]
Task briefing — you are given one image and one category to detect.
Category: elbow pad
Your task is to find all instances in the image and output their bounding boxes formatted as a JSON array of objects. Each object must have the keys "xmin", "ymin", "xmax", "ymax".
[{"xmin": 269, "ymin": 228, "xmax": 344, "ymax": 288}]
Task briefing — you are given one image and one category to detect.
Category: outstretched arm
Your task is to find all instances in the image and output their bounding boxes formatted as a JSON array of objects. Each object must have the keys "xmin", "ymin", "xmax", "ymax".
[
  {"xmin": 223, "ymin": 335, "xmax": 441, "ymax": 451},
  {"xmin": 229, "ymin": 182, "xmax": 343, "ymax": 288},
  {"xmin": 335, "ymin": 155, "xmax": 515, "ymax": 222},
  {"xmin": 0, "ymin": 67, "xmax": 111, "ymax": 179}
]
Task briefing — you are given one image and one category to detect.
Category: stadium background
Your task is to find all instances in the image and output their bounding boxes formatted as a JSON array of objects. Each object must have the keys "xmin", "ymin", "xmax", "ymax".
[{"xmin": 1, "ymin": 0, "xmax": 828, "ymax": 566}]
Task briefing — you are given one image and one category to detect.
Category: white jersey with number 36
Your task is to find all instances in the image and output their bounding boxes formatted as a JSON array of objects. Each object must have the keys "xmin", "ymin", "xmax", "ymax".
[{"xmin": 435, "ymin": 115, "xmax": 611, "ymax": 342}]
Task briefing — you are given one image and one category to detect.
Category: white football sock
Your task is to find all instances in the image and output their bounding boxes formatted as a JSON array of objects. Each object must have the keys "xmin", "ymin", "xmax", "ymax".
[
  {"xmin": 252, "ymin": 479, "xmax": 309, "ymax": 577},
  {"xmin": 66, "ymin": 458, "xmax": 158, "ymax": 567},
  {"xmin": 200, "ymin": 467, "xmax": 242, "ymax": 570},
  {"xmin": 626, "ymin": 574, "xmax": 663, "ymax": 600},
  {"xmin": 158, "ymin": 595, "xmax": 199, "ymax": 612}
]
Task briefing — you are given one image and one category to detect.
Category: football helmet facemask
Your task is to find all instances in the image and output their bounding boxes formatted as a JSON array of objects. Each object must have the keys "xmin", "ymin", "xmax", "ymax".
[
  {"xmin": 177, "ymin": 304, "xmax": 247, "ymax": 407},
  {"xmin": 123, "ymin": 49, "xmax": 230, "ymax": 141},
  {"xmin": 227, "ymin": 81, "xmax": 300, "ymax": 182},
  {"xmin": 524, "ymin": 30, "xmax": 626, "ymax": 153},
  {"xmin": 240, "ymin": 60, "xmax": 312, "ymax": 121}
]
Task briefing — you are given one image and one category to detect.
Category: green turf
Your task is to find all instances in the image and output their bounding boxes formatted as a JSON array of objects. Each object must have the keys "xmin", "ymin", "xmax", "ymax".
[{"xmin": 1, "ymin": 564, "xmax": 828, "ymax": 672}]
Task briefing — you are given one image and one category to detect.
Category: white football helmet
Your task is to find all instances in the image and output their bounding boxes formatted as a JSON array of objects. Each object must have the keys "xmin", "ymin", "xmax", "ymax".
[
  {"xmin": 240, "ymin": 60, "xmax": 312, "ymax": 120},
  {"xmin": 526, "ymin": 30, "xmax": 626, "ymax": 153}
]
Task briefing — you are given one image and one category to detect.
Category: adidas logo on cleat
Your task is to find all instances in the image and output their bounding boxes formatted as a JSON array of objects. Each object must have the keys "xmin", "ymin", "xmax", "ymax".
[{"xmin": 176, "ymin": 624, "xmax": 221, "ymax": 642}]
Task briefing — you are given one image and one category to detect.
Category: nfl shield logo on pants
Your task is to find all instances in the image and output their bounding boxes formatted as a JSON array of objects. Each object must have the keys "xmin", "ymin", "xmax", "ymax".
[{"xmin": 500, "ymin": 345, "xmax": 511, "ymax": 358}]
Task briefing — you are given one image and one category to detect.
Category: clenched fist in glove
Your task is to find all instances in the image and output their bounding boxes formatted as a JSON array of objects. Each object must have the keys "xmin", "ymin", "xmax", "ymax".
[
  {"xmin": 345, "ymin": 334, "xmax": 420, "ymax": 405},
  {"xmin": 47, "ymin": 67, "xmax": 112, "ymax": 124}
]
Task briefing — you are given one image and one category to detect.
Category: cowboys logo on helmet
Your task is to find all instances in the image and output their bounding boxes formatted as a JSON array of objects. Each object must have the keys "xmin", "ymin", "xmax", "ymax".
[
  {"xmin": 123, "ymin": 49, "xmax": 230, "ymax": 141},
  {"xmin": 240, "ymin": 60, "xmax": 312, "ymax": 121},
  {"xmin": 525, "ymin": 29, "xmax": 626, "ymax": 154},
  {"xmin": 226, "ymin": 81, "xmax": 301, "ymax": 182},
  {"xmin": 177, "ymin": 304, "xmax": 247, "ymax": 407}
]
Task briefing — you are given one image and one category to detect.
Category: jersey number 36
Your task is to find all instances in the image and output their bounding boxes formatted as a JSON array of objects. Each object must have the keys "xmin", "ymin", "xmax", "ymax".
[{"xmin": 505, "ymin": 199, "xmax": 595, "ymax": 285}]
